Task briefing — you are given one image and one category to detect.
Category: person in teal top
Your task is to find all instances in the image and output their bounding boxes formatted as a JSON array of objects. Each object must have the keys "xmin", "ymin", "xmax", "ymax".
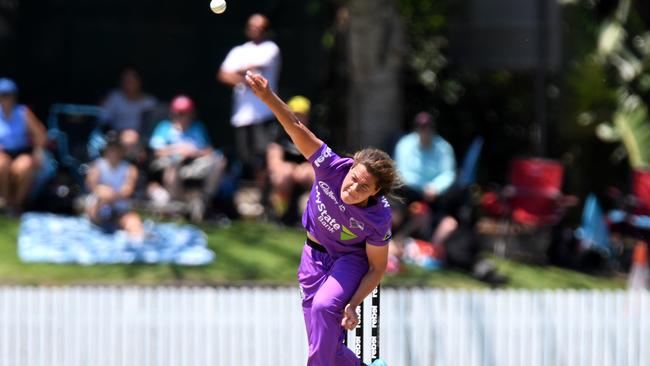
[
  {"xmin": 392, "ymin": 111, "xmax": 457, "ymax": 245},
  {"xmin": 147, "ymin": 95, "xmax": 226, "ymax": 222},
  {"xmin": 0, "ymin": 78, "xmax": 47, "ymax": 213},
  {"xmin": 394, "ymin": 112, "xmax": 456, "ymax": 198}
]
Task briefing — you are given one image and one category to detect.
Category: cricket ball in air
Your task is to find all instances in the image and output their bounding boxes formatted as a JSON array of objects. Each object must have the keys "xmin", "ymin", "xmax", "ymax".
[{"xmin": 210, "ymin": 0, "xmax": 227, "ymax": 14}]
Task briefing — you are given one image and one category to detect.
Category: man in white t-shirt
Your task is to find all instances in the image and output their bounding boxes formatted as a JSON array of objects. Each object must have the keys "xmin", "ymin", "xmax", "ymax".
[{"xmin": 218, "ymin": 13, "xmax": 281, "ymax": 177}]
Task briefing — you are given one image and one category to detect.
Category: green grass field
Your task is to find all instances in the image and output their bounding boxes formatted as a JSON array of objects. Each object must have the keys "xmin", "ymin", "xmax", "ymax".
[{"xmin": 0, "ymin": 216, "xmax": 625, "ymax": 289}]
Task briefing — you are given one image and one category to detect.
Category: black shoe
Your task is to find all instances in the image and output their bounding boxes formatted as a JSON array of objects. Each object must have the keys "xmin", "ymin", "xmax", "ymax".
[{"xmin": 478, "ymin": 269, "xmax": 509, "ymax": 286}]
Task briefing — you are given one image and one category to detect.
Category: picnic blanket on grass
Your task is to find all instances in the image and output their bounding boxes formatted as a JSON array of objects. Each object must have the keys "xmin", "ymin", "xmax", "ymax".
[{"xmin": 18, "ymin": 213, "xmax": 215, "ymax": 265}]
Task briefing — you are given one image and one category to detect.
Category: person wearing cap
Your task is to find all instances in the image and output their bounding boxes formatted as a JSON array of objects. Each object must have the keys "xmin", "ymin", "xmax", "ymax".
[
  {"xmin": 392, "ymin": 111, "xmax": 457, "ymax": 243},
  {"xmin": 0, "ymin": 78, "xmax": 47, "ymax": 213},
  {"xmin": 265, "ymin": 95, "xmax": 315, "ymax": 224},
  {"xmin": 148, "ymin": 95, "xmax": 226, "ymax": 222},
  {"xmin": 85, "ymin": 131, "xmax": 144, "ymax": 239}
]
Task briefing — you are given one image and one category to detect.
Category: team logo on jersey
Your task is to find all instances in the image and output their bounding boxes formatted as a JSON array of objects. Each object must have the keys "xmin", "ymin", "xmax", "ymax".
[
  {"xmin": 349, "ymin": 217, "xmax": 365, "ymax": 231},
  {"xmin": 381, "ymin": 196, "xmax": 390, "ymax": 208},
  {"xmin": 340, "ymin": 226, "xmax": 358, "ymax": 241}
]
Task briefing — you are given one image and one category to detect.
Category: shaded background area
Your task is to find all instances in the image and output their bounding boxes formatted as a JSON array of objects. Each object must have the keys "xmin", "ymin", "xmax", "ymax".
[
  {"xmin": 1, "ymin": 0, "xmax": 649, "ymax": 207},
  {"xmin": 0, "ymin": 0, "xmax": 334, "ymax": 153}
]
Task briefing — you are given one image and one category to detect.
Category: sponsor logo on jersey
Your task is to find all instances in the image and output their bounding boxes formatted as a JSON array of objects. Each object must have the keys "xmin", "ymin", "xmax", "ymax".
[
  {"xmin": 318, "ymin": 181, "xmax": 339, "ymax": 205},
  {"xmin": 314, "ymin": 188, "xmax": 341, "ymax": 233},
  {"xmin": 314, "ymin": 147, "xmax": 332, "ymax": 168},
  {"xmin": 383, "ymin": 229, "xmax": 392, "ymax": 241},
  {"xmin": 340, "ymin": 225, "xmax": 358, "ymax": 241}
]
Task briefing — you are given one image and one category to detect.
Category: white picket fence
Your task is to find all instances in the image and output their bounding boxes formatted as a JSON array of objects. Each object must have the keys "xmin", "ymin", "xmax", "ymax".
[{"xmin": 0, "ymin": 287, "xmax": 648, "ymax": 366}]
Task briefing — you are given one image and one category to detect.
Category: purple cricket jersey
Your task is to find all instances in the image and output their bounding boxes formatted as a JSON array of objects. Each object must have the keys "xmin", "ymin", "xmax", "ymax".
[{"xmin": 302, "ymin": 143, "xmax": 392, "ymax": 257}]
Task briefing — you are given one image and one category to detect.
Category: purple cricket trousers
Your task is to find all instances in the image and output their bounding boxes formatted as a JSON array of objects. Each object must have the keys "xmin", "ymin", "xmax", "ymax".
[{"xmin": 297, "ymin": 243, "xmax": 369, "ymax": 366}]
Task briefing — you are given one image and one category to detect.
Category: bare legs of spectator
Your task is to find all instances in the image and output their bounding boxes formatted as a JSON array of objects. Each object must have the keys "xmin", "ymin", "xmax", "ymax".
[
  {"xmin": 293, "ymin": 161, "xmax": 315, "ymax": 188},
  {"xmin": 268, "ymin": 161, "xmax": 296, "ymax": 217},
  {"xmin": 266, "ymin": 143, "xmax": 293, "ymax": 216},
  {"xmin": 201, "ymin": 155, "xmax": 227, "ymax": 197},
  {"xmin": 157, "ymin": 154, "xmax": 226, "ymax": 222},
  {"xmin": 162, "ymin": 166, "xmax": 183, "ymax": 201},
  {"xmin": 119, "ymin": 212, "xmax": 145, "ymax": 240},
  {"xmin": 12, "ymin": 154, "xmax": 37, "ymax": 209},
  {"xmin": 162, "ymin": 154, "xmax": 226, "ymax": 200},
  {"xmin": 0, "ymin": 152, "xmax": 37, "ymax": 212},
  {"xmin": 432, "ymin": 216, "xmax": 459, "ymax": 244},
  {"xmin": 266, "ymin": 142, "xmax": 314, "ymax": 220},
  {"xmin": 0, "ymin": 153, "xmax": 10, "ymax": 207},
  {"xmin": 86, "ymin": 187, "xmax": 144, "ymax": 239},
  {"xmin": 85, "ymin": 185, "xmax": 117, "ymax": 222}
]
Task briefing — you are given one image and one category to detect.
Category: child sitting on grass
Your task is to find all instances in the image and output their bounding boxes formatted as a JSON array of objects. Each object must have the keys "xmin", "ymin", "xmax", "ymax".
[{"xmin": 85, "ymin": 132, "xmax": 144, "ymax": 240}]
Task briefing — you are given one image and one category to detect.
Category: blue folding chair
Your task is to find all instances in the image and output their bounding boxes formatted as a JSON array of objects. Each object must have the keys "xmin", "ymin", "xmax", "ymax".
[
  {"xmin": 46, "ymin": 104, "xmax": 104, "ymax": 188},
  {"xmin": 457, "ymin": 137, "xmax": 484, "ymax": 189},
  {"xmin": 438, "ymin": 136, "xmax": 484, "ymax": 226},
  {"xmin": 575, "ymin": 193, "xmax": 614, "ymax": 259}
]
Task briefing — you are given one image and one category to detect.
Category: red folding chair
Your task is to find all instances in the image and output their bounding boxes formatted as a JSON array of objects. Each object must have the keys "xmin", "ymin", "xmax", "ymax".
[
  {"xmin": 483, "ymin": 157, "xmax": 577, "ymax": 262},
  {"xmin": 509, "ymin": 158, "xmax": 567, "ymax": 226},
  {"xmin": 632, "ymin": 170, "xmax": 650, "ymax": 215}
]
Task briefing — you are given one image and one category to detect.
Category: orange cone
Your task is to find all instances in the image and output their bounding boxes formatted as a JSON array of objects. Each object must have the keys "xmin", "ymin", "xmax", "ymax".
[{"xmin": 628, "ymin": 241, "xmax": 649, "ymax": 290}]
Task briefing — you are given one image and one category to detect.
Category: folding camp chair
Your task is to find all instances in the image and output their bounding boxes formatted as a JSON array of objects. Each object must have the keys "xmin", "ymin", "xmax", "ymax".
[
  {"xmin": 608, "ymin": 169, "xmax": 650, "ymax": 241},
  {"xmin": 575, "ymin": 194, "xmax": 614, "ymax": 260},
  {"xmin": 46, "ymin": 104, "xmax": 104, "ymax": 188},
  {"xmin": 395, "ymin": 136, "xmax": 484, "ymax": 241},
  {"xmin": 484, "ymin": 157, "xmax": 577, "ymax": 262}
]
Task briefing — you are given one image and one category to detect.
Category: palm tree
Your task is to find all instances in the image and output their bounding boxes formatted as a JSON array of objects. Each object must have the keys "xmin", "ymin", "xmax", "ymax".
[{"xmin": 595, "ymin": 0, "xmax": 650, "ymax": 170}]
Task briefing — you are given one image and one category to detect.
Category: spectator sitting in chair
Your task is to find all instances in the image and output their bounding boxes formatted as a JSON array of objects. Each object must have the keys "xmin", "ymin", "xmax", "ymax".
[
  {"xmin": 265, "ymin": 95, "xmax": 315, "ymax": 224},
  {"xmin": 147, "ymin": 95, "xmax": 226, "ymax": 222},
  {"xmin": 0, "ymin": 78, "xmax": 47, "ymax": 214},
  {"xmin": 391, "ymin": 113, "xmax": 508, "ymax": 285},
  {"xmin": 102, "ymin": 67, "xmax": 157, "ymax": 159},
  {"xmin": 393, "ymin": 111, "xmax": 457, "ymax": 243},
  {"xmin": 85, "ymin": 132, "xmax": 144, "ymax": 239}
]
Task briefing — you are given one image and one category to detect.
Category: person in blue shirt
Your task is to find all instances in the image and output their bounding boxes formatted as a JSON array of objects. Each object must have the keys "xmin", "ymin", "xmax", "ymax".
[
  {"xmin": 85, "ymin": 132, "xmax": 144, "ymax": 239},
  {"xmin": 147, "ymin": 95, "xmax": 226, "ymax": 222},
  {"xmin": 393, "ymin": 111, "xmax": 458, "ymax": 244},
  {"xmin": 102, "ymin": 67, "xmax": 157, "ymax": 159},
  {"xmin": 0, "ymin": 78, "xmax": 47, "ymax": 213}
]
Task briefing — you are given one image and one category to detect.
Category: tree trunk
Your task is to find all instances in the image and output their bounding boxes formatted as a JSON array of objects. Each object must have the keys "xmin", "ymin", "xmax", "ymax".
[{"xmin": 346, "ymin": 0, "xmax": 404, "ymax": 151}]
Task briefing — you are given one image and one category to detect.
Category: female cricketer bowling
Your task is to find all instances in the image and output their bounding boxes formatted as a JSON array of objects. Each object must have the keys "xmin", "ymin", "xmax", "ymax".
[{"xmin": 246, "ymin": 71, "xmax": 395, "ymax": 366}]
